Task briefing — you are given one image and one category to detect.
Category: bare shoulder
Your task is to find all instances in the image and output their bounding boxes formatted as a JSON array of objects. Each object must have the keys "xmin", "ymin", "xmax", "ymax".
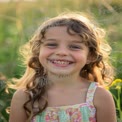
[
  {"xmin": 94, "ymin": 86, "xmax": 117, "ymax": 122},
  {"xmin": 12, "ymin": 88, "xmax": 28, "ymax": 101},
  {"xmin": 94, "ymin": 86, "xmax": 113, "ymax": 104},
  {"xmin": 9, "ymin": 89, "xmax": 29, "ymax": 122},
  {"xmin": 11, "ymin": 89, "xmax": 29, "ymax": 107}
]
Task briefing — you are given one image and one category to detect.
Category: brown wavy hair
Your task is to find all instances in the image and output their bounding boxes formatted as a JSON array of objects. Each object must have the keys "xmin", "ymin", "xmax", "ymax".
[{"xmin": 11, "ymin": 12, "xmax": 114, "ymax": 121}]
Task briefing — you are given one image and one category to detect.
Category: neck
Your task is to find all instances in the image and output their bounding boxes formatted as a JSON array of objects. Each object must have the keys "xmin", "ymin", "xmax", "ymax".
[{"xmin": 47, "ymin": 72, "xmax": 82, "ymax": 89}]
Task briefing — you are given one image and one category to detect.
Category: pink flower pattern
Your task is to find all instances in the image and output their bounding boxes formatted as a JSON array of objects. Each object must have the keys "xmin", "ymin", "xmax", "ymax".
[{"xmin": 32, "ymin": 82, "xmax": 97, "ymax": 122}]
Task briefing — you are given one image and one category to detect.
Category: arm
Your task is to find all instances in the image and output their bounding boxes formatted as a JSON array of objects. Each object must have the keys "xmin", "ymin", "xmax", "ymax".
[
  {"xmin": 94, "ymin": 86, "xmax": 117, "ymax": 122},
  {"xmin": 9, "ymin": 89, "xmax": 29, "ymax": 122}
]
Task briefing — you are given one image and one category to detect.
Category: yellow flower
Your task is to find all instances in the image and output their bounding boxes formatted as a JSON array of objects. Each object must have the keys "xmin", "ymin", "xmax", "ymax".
[
  {"xmin": 115, "ymin": 85, "xmax": 121, "ymax": 90},
  {"xmin": 110, "ymin": 79, "xmax": 122, "ymax": 87}
]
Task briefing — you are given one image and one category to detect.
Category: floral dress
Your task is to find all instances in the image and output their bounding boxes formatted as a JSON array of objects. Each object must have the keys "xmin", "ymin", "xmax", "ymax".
[{"xmin": 31, "ymin": 82, "xmax": 97, "ymax": 122}]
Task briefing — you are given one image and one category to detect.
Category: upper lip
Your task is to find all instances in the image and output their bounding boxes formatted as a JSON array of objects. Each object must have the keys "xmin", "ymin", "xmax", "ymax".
[{"xmin": 47, "ymin": 59, "xmax": 74, "ymax": 63}]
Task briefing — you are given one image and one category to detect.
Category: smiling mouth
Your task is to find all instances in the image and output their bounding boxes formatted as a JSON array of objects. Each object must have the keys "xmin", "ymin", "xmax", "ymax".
[{"xmin": 48, "ymin": 59, "xmax": 74, "ymax": 65}]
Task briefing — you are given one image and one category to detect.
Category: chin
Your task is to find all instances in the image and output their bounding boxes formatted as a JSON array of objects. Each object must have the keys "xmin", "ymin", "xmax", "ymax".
[
  {"xmin": 50, "ymin": 70, "xmax": 73, "ymax": 78},
  {"xmin": 56, "ymin": 73, "xmax": 71, "ymax": 78}
]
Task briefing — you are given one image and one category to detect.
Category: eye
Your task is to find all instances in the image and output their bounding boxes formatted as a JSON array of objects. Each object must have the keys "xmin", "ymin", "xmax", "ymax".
[
  {"xmin": 45, "ymin": 43, "xmax": 58, "ymax": 48},
  {"xmin": 69, "ymin": 44, "xmax": 82, "ymax": 50}
]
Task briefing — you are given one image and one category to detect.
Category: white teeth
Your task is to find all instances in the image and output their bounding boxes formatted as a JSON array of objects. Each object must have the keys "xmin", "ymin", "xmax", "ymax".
[{"xmin": 53, "ymin": 60, "xmax": 69, "ymax": 64}]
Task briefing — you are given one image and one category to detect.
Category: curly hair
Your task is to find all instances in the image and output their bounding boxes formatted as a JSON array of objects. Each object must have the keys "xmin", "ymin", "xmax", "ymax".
[{"xmin": 12, "ymin": 12, "xmax": 114, "ymax": 121}]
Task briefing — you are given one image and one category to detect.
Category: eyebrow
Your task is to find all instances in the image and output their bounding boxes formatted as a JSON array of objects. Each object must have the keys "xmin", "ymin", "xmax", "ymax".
[
  {"xmin": 41, "ymin": 38, "xmax": 56, "ymax": 43},
  {"xmin": 43, "ymin": 38, "xmax": 57, "ymax": 41},
  {"xmin": 71, "ymin": 40, "xmax": 84, "ymax": 43},
  {"xmin": 43, "ymin": 38, "xmax": 83, "ymax": 43}
]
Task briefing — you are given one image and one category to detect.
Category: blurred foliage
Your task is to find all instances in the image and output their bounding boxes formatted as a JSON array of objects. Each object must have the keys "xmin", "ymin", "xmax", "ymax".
[
  {"xmin": 0, "ymin": 0, "xmax": 122, "ymax": 121},
  {"xmin": 109, "ymin": 79, "xmax": 122, "ymax": 121},
  {"xmin": 0, "ymin": 73, "xmax": 14, "ymax": 122},
  {"xmin": 0, "ymin": 0, "xmax": 122, "ymax": 78}
]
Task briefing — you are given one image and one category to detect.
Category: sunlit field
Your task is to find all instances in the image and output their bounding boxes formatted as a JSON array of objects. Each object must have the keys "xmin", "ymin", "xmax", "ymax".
[{"xmin": 0, "ymin": 0, "xmax": 122, "ymax": 78}]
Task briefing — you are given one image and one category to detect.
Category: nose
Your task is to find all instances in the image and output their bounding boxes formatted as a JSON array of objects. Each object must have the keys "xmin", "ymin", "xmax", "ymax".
[{"xmin": 55, "ymin": 46, "xmax": 69, "ymax": 56}]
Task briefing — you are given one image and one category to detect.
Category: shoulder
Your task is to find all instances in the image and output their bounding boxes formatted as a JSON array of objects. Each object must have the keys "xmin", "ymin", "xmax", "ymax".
[
  {"xmin": 13, "ymin": 88, "xmax": 29, "ymax": 97},
  {"xmin": 93, "ymin": 85, "xmax": 117, "ymax": 122},
  {"xmin": 94, "ymin": 85, "xmax": 113, "ymax": 106},
  {"xmin": 12, "ymin": 89, "xmax": 29, "ymax": 103},
  {"xmin": 10, "ymin": 88, "xmax": 30, "ymax": 110},
  {"xmin": 9, "ymin": 89, "xmax": 29, "ymax": 122}
]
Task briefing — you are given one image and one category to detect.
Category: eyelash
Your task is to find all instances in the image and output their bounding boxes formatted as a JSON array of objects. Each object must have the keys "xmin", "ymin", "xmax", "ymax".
[
  {"xmin": 44, "ymin": 43, "xmax": 82, "ymax": 50},
  {"xmin": 45, "ymin": 43, "xmax": 57, "ymax": 48},
  {"xmin": 69, "ymin": 45, "xmax": 81, "ymax": 50}
]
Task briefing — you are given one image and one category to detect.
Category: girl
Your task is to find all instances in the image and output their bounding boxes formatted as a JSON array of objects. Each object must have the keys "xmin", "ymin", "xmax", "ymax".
[{"xmin": 9, "ymin": 12, "xmax": 117, "ymax": 122}]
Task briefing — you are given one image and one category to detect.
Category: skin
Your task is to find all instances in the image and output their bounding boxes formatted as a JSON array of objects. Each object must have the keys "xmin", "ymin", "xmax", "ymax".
[
  {"xmin": 39, "ymin": 26, "xmax": 90, "ymax": 79},
  {"xmin": 9, "ymin": 26, "xmax": 116, "ymax": 122}
]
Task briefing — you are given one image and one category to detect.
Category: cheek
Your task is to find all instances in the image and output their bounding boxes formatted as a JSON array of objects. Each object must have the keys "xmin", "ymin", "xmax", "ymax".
[
  {"xmin": 74, "ymin": 53, "xmax": 88, "ymax": 62},
  {"xmin": 39, "ymin": 48, "xmax": 52, "ymax": 63},
  {"xmin": 39, "ymin": 49, "xmax": 46, "ymax": 64}
]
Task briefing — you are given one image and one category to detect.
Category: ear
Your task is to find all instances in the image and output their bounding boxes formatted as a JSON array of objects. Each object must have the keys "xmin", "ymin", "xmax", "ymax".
[
  {"xmin": 86, "ymin": 53, "xmax": 92, "ymax": 64},
  {"xmin": 86, "ymin": 51, "xmax": 97, "ymax": 64},
  {"xmin": 86, "ymin": 59, "xmax": 91, "ymax": 64}
]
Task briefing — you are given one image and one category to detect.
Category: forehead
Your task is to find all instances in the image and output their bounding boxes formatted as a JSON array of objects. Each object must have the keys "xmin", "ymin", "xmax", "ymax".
[
  {"xmin": 45, "ymin": 26, "xmax": 67, "ymax": 35},
  {"xmin": 45, "ymin": 26, "xmax": 67, "ymax": 33},
  {"xmin": 44, "ymin": 26, "xmax": 82, "ymax": 41}
]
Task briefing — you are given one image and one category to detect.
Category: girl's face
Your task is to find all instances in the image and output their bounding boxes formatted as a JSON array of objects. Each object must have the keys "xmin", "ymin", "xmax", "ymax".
[{"xmin": 39, "ymin": 26, "xmax": 90, "ymax": 77}]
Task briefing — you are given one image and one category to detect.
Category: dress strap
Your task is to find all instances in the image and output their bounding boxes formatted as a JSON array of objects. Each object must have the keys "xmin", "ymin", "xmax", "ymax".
[{"xmin": 86, "ymin": 82, "xmax": 98, "ymax": 104}]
